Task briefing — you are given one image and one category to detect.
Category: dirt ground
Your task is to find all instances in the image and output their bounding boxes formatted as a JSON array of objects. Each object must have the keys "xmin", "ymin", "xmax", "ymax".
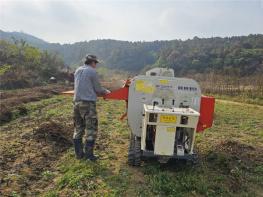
[
  {"xmin": 0, "ymin": 122, "xmax": 72, "ymax": 194},
  {"xmin": 0, "ymin": 93, "xmax": 73, "ymax": 196},
  {"xmin": 0, "ymin": 85, "xmax": 72, "ymax": 124}
]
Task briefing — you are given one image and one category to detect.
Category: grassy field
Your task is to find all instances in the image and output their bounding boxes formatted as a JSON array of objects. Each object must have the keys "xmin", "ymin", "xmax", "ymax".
[
  {"xmin": 0, "ymin": 95, "xmax": 262, "ymax": 197},
  {"xmin": 206, "ymin": 93, "xmax": 263, "ymax": 106}
]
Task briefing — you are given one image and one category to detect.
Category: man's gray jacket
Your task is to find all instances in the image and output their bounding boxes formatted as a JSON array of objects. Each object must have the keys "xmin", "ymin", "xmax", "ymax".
[{"xmin": 74, "ymin": 64, "xmax": 107, "ymax": 102}]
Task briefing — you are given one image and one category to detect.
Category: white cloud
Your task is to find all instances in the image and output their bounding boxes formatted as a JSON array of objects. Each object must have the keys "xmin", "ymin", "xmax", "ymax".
[{"xmin": 1, "ymin": 0, "xmax": 262, "ymax": 43}]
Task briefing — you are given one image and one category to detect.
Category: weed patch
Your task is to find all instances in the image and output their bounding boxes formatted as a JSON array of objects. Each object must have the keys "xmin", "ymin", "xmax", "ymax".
[{"xmin": 33, "ymin": 121, "xmax": 72, "ymax": 150}]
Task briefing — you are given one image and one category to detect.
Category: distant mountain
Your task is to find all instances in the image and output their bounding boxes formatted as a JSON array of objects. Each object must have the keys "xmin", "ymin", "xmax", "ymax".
[
  {"xmin": 0, "ymin": 30, "xmax": 51, "ymax": 49},
  {"xmin": 1, "ymin": 30, "xmax": 263, "ymax": 76},
  {"xmin": 0, "ymin": 30, "xmax": 167, "ymax": 71}
]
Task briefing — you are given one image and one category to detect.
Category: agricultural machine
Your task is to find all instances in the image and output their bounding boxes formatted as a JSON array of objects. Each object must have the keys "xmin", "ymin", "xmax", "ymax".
[{"xmin": 63, "ymin": 67, "xmax": 215, "ymax": 165}]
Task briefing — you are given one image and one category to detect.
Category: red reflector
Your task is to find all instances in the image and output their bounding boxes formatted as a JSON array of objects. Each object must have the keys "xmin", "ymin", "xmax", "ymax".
[{"xmin": 197, "ymin": 96, "xmax": 215, "ymax": 132}]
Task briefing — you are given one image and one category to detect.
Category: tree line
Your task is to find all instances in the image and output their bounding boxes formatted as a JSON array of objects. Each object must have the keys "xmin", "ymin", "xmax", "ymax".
[
  {"xmin": 2, "ymin": 31, "xmax": 262, "ymax": 77},
  {"xmin": 0, "ymin": 40, "xmax": 65, "ymax": 89},
  {"xmin": 1, "ymin": 33, "xmax": 263, "ymax": 93},
  {"xmin": 45, "ymin": 34, "xmax": 263, "ymax": 77},
  {"xmin": 153, "ymin": 35, "xmax": 263, "ymax": 77}
]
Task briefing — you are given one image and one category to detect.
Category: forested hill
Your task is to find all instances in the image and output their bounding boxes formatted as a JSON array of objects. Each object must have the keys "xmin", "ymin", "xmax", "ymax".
[
  {"xmin": 1, "ymin": 30, "xmax": 263, "ymax": 76},
  {"xmin": 0, "ymin": 30, "xmax": 51, "ymax": 49},
  {"xmin": 155, "ymin": 35, "xmax": 263, "ymax": 76}
]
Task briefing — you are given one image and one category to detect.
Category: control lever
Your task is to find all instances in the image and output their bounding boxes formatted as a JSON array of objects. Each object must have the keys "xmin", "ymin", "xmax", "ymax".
[{"xmin": 153, "ymin": 101, "xmax": 158, "ymax": 110}]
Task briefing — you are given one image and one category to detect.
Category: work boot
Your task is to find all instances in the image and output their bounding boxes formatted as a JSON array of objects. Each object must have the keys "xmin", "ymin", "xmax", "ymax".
[
  {"xmin": 73, "ymin": 139, "xmax": 84, "ymax": 159},
  {"xmin": 84, "ymin": 140, "xmax": 98, "ymax": 161}
]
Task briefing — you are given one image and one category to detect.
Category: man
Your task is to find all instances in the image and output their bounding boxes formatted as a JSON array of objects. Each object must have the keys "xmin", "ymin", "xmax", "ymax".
[{"xmin": 73, "ymin": 55, "xmax": 110, "ymax": 161}]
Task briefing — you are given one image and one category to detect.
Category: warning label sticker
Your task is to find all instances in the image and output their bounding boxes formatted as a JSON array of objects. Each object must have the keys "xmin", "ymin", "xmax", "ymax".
[
  {"xmin": 159, "ymin": 79, "xmax": 169, "ymax": 85},
  {"xmin": 135, "ymin": 80, "xmax": 155, "ymax": 94},
  {"xmin": 166, "ymin": 127, "xmax": 176, "ymax": 132},
  {"xmin": 160, "ymin": 115, "xmax": 177, "ymax": 123}
]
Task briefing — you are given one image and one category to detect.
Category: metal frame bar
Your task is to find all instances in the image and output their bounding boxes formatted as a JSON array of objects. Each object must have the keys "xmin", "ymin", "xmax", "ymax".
[{"xmin": 142, "ymin": 150, "xmax": 197, "ymax": 160}]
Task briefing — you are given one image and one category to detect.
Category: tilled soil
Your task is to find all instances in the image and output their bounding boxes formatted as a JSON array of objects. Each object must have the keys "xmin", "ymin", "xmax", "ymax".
[
  {"xmin": 0, "ymin": 83, "xmax": 124, "ymax": 196},
  {"xmin": 216, "ymin": 140, "xmax": 263, "ymax": 164},
  {"xmin": 0, "ymin": 92, "xmax": 74, "ymax": 196},
  {"xmin": 0, "ymin": 121, "xmax": 73, "ymax": 196},
  {"xmin": 33, "ymin": 121, "xmax": 72, "ymax": 149},
  {"xmin": 204, "ymin": 139, "xmax": 263, "ymax": 193},
  {"xmin": 0, "ymin": 85, "xmax": 72, "ymax": 124}
]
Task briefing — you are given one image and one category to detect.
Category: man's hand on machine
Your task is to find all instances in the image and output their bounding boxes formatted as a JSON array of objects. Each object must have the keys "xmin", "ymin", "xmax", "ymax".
[
  {"xmin": 97, "ymin": 90, "xmax": 111, "ymax": 97},
  {"xmin": 105, "ymin": 89, "xmax": 111, "ymax": 94},
  {"xmin": 101, "ymin": 89, "xmax": 111, "ymax": 100}
]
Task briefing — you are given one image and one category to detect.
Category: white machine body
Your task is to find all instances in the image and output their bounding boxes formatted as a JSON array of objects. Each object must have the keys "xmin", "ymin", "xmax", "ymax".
[
  {"xmin": 127, "ymin": 68, "xmax": 202, "ymax": 157},
  {"xmin": 142, "ymin": 105, "xmax": 199, "ymax": 156}
]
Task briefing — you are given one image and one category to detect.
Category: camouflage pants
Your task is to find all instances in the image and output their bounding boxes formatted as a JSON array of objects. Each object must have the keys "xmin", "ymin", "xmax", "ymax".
[{"xmin": 73, "ymin": 101, "xmax": 98, "ymax": 142}]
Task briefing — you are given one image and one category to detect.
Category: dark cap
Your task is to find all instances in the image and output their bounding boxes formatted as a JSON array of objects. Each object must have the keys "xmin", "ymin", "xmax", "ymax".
[{"xmin": 86, "ymin": 54, "xmax": 99, "ymax": 63}]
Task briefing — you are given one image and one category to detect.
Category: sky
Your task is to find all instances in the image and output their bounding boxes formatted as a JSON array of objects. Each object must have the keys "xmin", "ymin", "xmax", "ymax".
[{"xmin": 1, "ymin": 0, "xmax": 263, "ymax": 44}]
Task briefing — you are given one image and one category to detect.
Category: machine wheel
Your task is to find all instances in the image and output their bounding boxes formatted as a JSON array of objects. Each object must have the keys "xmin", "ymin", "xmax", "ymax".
[
  {"xmin": 134, "ymin": 136, "xmax": 142, "ymax": 166},
  {"xmin": 185, "ymin": 153, "xmax": 198, "ymax": 165},
  {"xmin": 191, "ymin": 153, "xmax": 199, "ymax": 165},
  {"xmin": 128, "ymin": 133, "xmax": 135, "ymax": 166}
]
